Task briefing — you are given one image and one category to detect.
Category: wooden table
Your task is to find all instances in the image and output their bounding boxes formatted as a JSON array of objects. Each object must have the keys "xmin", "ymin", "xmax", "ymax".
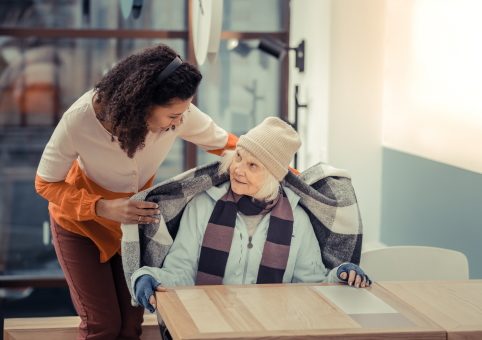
[
  {"xmin": 376, "ymin": 280, "xmax": 482, "ymax": 340},
  {"xmin": 156, "ymin": 282, "xmax": 445, "ymax": 340}
]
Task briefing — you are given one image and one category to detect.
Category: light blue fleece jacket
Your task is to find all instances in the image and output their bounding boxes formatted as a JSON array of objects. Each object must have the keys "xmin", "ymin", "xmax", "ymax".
[{"xmin": 130, "ymin": 181, "xmax": 344, "ymax": 290}]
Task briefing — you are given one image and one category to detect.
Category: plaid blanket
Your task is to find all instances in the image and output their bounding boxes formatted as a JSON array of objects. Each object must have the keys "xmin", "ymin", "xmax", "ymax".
[{"xmin": 121, "ymin": 161, "xmax": 363, "ymax": 305}]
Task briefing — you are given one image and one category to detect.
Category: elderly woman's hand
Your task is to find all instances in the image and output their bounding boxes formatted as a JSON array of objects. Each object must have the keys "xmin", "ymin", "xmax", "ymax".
[
  {"xmin": 337, "ymin": 263, "xmax": 371, "ymax": 288},
  {"xmin": 134, "ymin": 275, "xmax": 167, "ymax": 313}
]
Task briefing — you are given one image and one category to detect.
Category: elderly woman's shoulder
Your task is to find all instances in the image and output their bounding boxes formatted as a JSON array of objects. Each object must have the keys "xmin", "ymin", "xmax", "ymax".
[
  {"xmin": 185, "ymin": 181, "xmax": 230, "ymax": 209},
  {"xmin": 185, "ymin": 190, "xmax": 213, "ymax": 210},
  {"xmin": 293, "ymin": 204, "xmax": 311, "ymax": 222},
  {"xmin": 279, "ymin": 185, "xmax": 310, "ymax": 215},
  {"xmin": 281, "ymin": 186, "xmax": 313, "ymax": 230},
  {"xmin": 291, "ymin": 205, "xmax": 314, "ymax": 239}
]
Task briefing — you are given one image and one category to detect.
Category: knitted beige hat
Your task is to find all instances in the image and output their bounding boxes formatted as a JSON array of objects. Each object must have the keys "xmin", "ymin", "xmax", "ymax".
[{"xmin": 237, "ymin": 117, "xmax": 301, "ymax": 181}]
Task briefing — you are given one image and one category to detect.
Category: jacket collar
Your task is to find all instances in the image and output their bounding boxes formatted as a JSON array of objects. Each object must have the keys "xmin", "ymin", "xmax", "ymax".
[{"xmin": 206, "ymin": 180, "xmax": 301, "ymax": 211}]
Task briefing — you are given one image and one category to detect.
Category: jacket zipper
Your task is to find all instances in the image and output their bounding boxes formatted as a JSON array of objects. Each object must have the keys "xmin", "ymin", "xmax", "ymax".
[{"xmin": 241, "ymin": 214, "xmax": 270, "ymax": 284}]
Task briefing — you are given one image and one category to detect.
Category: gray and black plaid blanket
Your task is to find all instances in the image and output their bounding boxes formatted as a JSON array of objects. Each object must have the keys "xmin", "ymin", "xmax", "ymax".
[{"xmin": 121, "ymin": 161, "xmax": 363, "ymax": 305}]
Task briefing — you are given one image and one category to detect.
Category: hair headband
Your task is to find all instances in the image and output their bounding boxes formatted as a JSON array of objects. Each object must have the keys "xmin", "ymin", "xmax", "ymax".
[{"xmin": 155, "ymin": 57, "xmax": 182, "ymax": 85}]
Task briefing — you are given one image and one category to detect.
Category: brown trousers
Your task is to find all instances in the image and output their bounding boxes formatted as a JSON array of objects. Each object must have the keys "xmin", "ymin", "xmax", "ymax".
[{"xmin": 50, "ymin": 216, "xmax": 144, "ymax": 340}]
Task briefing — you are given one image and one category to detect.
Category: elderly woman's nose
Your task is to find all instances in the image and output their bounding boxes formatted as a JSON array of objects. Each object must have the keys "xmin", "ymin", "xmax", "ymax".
[{"xmin": 234, "ymin": 163, "xmax": 246, "ymax": 174}]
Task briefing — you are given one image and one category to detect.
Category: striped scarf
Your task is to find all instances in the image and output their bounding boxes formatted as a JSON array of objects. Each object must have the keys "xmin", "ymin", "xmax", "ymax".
[{"xmin": 196, "ymin": 186, "xmax": 294, "ymax": 285}]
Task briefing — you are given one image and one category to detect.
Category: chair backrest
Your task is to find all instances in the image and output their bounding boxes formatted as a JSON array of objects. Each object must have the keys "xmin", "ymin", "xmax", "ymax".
[{"xmin": 360, "ymin": 246, "xmax": 469, "ymax": 281}]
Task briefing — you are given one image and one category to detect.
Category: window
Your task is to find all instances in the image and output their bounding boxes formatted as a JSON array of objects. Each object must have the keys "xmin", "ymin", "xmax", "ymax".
[
  {"xmin": 0, "ymin": 1, "xmax": 290, "ymax": 315},
  {"xmin": 197, "ymin": 39, "xmax": 283, "ymax": 165}
]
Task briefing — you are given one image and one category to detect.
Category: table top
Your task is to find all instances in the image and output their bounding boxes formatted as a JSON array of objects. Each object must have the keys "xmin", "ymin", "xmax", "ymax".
[
  {"xmin": 376, "ymin": 280, "xmax": 482, "ymax": 339},
  {"xmin": 156, "ymin": 282, "xmax": 445, "ymax": 340}
]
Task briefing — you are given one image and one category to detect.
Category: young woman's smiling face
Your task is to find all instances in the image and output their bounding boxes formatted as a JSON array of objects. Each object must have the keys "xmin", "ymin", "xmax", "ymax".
[
  {"xmin": 146, "ymin": 97, "xmax": 192, "ymax": 133},
  {"xmin": 229, "ymin": 149, "xmax": 266, "ymax": 197}
]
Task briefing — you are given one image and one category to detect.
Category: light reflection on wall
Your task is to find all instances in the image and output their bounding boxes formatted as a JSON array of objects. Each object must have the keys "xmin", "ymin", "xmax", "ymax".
[{"xmin": 383, "ymin": 0, "xmax": 482, "ymax": 174}]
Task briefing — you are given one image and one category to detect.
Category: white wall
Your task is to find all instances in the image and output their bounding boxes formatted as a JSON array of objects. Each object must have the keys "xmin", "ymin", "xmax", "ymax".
[
  {"xmin": 290, "ymin": 0, "xmax": 387, "ymax": 249},
  {"xmin": 383, "ymin": 0, "xmax": 482, "ymax": 175},
  {"xmin": 289, "ymin": 0, "xmax": 331, "ymax": 169}
]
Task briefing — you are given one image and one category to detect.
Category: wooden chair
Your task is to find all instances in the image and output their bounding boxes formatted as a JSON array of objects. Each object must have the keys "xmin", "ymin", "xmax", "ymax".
[{"xmin": 360, "ymin": 246, "xmax": 469, "ymax": 281}]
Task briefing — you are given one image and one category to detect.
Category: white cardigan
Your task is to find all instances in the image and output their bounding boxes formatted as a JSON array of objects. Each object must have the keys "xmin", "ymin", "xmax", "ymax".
[{"xmin": 37, "ymin": 89, "xmax": 229, "ymax": 193}]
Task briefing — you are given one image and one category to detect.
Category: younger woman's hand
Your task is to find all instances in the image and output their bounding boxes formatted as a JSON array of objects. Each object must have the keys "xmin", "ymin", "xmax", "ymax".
[
  {"xmin": 337, "ymin": 263, "xmax": 371, "ymax": 288},
  {"xmin": 95, "ymin": 198, "xmax": 160, "ymax": 224},
  {"xmin": 134, "ymin": 275, "xmax": 167, "ymax": 313}
]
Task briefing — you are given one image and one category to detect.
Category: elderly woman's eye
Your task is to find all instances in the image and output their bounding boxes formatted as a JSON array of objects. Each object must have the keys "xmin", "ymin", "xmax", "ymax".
[{"xmin": 250, "ymin": 163, "xmax": 257, "ymax": 168}]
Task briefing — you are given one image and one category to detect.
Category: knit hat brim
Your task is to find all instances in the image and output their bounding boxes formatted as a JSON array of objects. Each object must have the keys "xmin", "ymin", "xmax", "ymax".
[{"xmin": 237, "ymin": 135, "xmax": 288, "ymax": 181}]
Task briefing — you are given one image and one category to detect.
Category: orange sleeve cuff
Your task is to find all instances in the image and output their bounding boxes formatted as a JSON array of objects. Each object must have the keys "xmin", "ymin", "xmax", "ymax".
[
  {"xmin": 35, "ymin": 174, "xmax": 103, "ymax": 221},
  {"xmin": 289, "ymin": 166, "xmax": 300, "ymax": 175},
  {"xmin": 207, "ymin": 133, "xmax": 238, "ymax": 156}
]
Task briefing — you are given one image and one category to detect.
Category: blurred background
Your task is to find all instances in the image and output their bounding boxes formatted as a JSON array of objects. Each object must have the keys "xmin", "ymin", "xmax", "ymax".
[
  {"xmin": 0, "ymin": 0, "xmax": 287, "ymax": 318},
  {"xmin": 0, "ymin": 0, "xmax": 481, "ymax": 320}
]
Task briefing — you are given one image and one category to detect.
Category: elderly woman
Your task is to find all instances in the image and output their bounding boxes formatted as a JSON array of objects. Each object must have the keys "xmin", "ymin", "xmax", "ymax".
[{"xmin": 131, "ymin": 117, "xmax": 370, "ymax": 312}]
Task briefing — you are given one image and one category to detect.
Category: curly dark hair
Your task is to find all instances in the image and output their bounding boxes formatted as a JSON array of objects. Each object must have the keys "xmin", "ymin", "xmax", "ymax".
[{"xmin": 93, "ymin": 44, "xmax": 202, "ymax": 158}]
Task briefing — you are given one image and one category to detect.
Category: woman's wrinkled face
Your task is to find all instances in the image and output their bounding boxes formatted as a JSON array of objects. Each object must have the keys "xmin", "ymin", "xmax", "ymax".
[
  {"xmin": 229, "ymin": 150, "xmax": 266, "ymax": 197},
  {"xmin": 146, "ymin": 97, "xmax": 192, "ymax": 133}
]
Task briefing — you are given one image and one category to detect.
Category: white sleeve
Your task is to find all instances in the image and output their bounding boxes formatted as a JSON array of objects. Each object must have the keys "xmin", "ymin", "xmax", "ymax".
[
  {"xmin": 292, "ymin": 208, "xmax": 345, "ymax": 284},
  {"xmin": 37, "ymin": 114, "xmax": 78, "ymax": 182},
  {"xmin": 177, "ymin": 103, "xmax": 228, "ymax": 151}
]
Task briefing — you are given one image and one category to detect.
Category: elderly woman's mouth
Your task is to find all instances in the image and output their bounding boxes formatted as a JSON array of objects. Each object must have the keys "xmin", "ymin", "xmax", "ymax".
[{"xmin": 233, "ymin": 178, "xmax": 246, "ymax": 184}]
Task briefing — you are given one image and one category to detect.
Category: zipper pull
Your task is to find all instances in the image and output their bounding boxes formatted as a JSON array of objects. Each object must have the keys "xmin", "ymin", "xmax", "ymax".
[{"xmin": 247, "ymin": 236, "xmax": 253, "ymax": 249}]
